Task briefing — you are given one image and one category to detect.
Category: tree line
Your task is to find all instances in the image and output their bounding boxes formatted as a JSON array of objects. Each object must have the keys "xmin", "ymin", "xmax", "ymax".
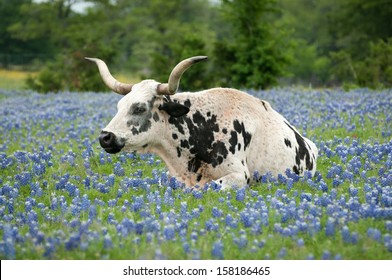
[{"xmin": 1, "ymin": 0, "xmax": 391, "ymax": 92}]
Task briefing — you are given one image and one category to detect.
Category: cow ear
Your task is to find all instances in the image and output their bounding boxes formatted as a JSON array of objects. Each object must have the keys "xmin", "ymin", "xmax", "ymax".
[{"xmin": 158, "ymin": 102, "xmax": 190, "ymax": 117}]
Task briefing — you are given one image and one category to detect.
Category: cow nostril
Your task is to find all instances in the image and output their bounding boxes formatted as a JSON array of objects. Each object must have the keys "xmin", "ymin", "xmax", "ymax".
[
  {"xmin": 99, "ymin": 131, "xmax": 115, "ymax": 146},
  {"xmin": 102, "ymin": 132, "xmax": 112, "ymax": 143}
]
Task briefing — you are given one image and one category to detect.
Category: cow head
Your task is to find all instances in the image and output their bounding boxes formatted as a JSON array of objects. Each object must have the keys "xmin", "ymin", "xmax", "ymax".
[{"xmin": 86, "ymin": 56, "xmax": 207, "ymax": 154}]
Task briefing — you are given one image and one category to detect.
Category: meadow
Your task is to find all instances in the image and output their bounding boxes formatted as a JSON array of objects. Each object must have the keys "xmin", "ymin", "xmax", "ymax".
[
  {"xmin": 0, "ymin": 87, "xmax": 391, "ymax": 260},
  {"xmin": 0, "ymin": 69, "xmax": 33, "ymax": 90}
]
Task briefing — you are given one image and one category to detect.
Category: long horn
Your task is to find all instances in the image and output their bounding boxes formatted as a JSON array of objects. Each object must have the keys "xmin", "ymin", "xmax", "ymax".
[
  {"xmin": 157, "ymin": 56, "xmax": 208, "ymax": 95},
  {"xmin": 85, "ymin": 57, "xmax": 133, "ymax": 95}
]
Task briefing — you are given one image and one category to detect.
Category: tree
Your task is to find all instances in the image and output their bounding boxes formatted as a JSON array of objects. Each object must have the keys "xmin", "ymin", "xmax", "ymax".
[
  {"xmin": 213, "ymin": 0, "xmax": 290, "ymax": 89},
  {"xmin": 19, "ymin": 0, "xmax": 119, "ymax": 92},
  {"xmin": 326, "ymin": 0, "xmax": 392, "ymax": 87},
  {"xmin": 122, "ymin": 0, "xmax": 215, "ymax": 90},
  {"xmin": 0, "ymin": 0, "xmax": 46, "ymax": 67},
  {"xmin": 328, "ymin": 0, "xmax": 392, "ymax": 59}
]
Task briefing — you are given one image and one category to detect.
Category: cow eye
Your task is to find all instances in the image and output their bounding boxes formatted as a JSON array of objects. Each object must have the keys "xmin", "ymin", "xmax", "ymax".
[{"xmin": 133, "ymin": 107, "xmax": 146, "ymax": 115}]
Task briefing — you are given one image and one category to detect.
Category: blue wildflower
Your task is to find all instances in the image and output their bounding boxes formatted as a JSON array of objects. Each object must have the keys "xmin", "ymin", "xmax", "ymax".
[
  {"xmin": 135, "ymin": 222, "xmax": 144, "ymax": 235},
  {"xmin": 236, "ymin": 187, "xmax": 246, "ymax": 201},
  {"xmin": 163, "ymin": 225, "xmax": 175, "ymax": 240},
  {"xmin": 104, "ymin": 234, "xmax": 113, "ymax": 249},
  {"xmin": 322, "ymin": 250, "xmax": 331, "ymax": 260},
  {"xmin": 212, "ymin": 240, "xmax": 224, "ymax": 259},
  {"xmin": 212, "ymin": 207, "xmax": 222, "ymax": 218},
  {"xmin": 277, "ymin": 247, "xmax": 287, "ymax": 259},
  {"xmin": 367, "ymin": 228, "xmax": 382, "ymax": 242},
  {"xmin": 386, "ymin": 221, "xmax": 392, "ymax": 231},
  {"xmin": 297, "ymin": 238, "xmax": 305, "ymax": 247},
  {"xmin": 192, "ymin": 191, "xmax": 203, "ymax": 199},
  {"xmin": 113, "ymin": 162, "xmax": 125, "ymax": 176},
  {"xmin": 325, "ymin": 218, "xmax": 335, "ymax": 237}
]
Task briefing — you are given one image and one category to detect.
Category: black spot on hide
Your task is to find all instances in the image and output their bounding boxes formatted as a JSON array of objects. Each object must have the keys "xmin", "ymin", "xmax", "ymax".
[
  {"xmin": 293, "ymin": 165, "xmax": 300, "ymax": 175},
  {"xmin": 180, "ymin": 139, "xmax": 189, "ymax": 149},
  {"xmin": 131, "ymin": 127, "xmax": 139, "ymax": 135},
  {"xmin": 229, "ymin": 120, "xmax": 252, "ymax": 154},
  {"xmin": 168, "ymin": 109, "xmax": 229, "ymax": 173},
  {"xmin": 229, "ymin": 131, "xmax": 238, "ymax": 154},
  {"xmin": 260, "ymin": 100, "xmax": 268, "ymax": 111},
  {"xmin": 129, "ymin": 98, "xmax": 156, "ymax": 135},
  {"xmin": 139, "ymin": 118, "xmax": 151, "ymax": 133},
  {"xmin": 285, "ymin": 121, "xmax": 313, "ymax": 173},
  {"xmin": 187, "ymin": 112, "xmax": 228, "ymax": 172},
  {"xmin": 184, "ymin": 99, "xmax": 191, "ymax": 108},
  {"xmin": 284, "ymin": 138, "xmax": 292, "ymax": 148}
]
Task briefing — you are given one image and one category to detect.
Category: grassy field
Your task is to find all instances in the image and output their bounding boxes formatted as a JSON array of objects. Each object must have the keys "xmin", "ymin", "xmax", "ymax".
[
  {"xmin": 0, "ymin": 87, "xmax": 391, "ymax": 259},
  {"xmin": 0, "ymin": 69, "xmax": 35, "ymax": 90}
]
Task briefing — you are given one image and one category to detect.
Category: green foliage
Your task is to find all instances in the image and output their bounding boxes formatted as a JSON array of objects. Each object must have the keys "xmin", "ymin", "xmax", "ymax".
[
  {"xmin": 132, "ymin": 0, "xmax": 215, "ymax": 90},
  {"xmin": 330, "ymin": 39, "xmax": 392, "ymax": 89},
  {"xmin": 27, "ymin": 49, "xmax": 116, "ymax": 93},
  {"xmin": 0, "ymin": 0, "xmax": 48, "ymax": 67},
  {"xmin": 328, "ymin": 0, "xmax": 392, "ymax": 59},
  {"xmin": 1, "ymin": 0, "xmax": 391, "ymax": 90},
  {"xmin": 356, "ymin": 39, "xmax": 392, "ymax": 88},
  {"xmin": 214, "ymin": 0, "xmax": 290, "ymax": 89}
]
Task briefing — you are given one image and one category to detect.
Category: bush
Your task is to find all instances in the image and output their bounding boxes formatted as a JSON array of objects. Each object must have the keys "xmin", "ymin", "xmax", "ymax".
[
  {"xmin": 330, "ymin": 38, "xmax": 392, "ymax": 89},
  {"xmin": 26, "ymin": 48, "xmax": 116, "ymax": 93}
]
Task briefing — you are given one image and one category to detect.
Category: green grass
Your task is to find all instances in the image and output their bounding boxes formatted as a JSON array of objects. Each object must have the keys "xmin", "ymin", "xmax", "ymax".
[
  {"xmin": 3, "ymin": 129, "xmax": 390, "ymax": 259},
  {"xmin": 0, "ymin": 90, "xmax": 391, "ymax": 260},
  {"xmin": 0, "ymin": 69, "xmax": 35, "ymax": 90}
]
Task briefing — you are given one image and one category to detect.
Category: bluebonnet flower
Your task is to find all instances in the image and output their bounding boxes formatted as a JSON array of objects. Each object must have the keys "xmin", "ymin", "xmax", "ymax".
[
  {"xmin": 163, "ymin": 225, "xmax": 175, "ymax": 240},
  {"xmin": 88, "ymin": 205, "xmax": 97, "ymax": 220},
  {"xmin": 180, "ymin": 201, "xmax": 188, "ymax": 215},
  {"xmin": 106, "ymin": 174, "xmax": 115, "ymax": 187},
  {"xmin": 130, "ymin": 196, "xmax": 144, "ymax": 212},
  {"xmin": 212, "ymin": 207, "xmax": 222, "ymax": 218},
  {"xmin": 65, "ymin": 182, "xmax": 77, "ymax": 197},
  {"xmin": 135, "ymin": 222, "xmax": 144, "ymax": 235},
  {"xmin": 224, "ymin": 213, "xmax": 233, "ymax": 227},
  {"xmin": 2, "ymin": 224, "xmax": 16, "ymax": 259},
  {"xmin": 65, "ymin": 233, "xmax": 81, "ymax": 250},
  {"xmin": 15, "ymin": 172, "xmax": 32, "ymax": 186},
  {"xmin": 0, "ymin": 153, "xmax": 14, "ymax": 169},
  {"xmin": 103, "ymin": 234, "xmax": 113, "ymax": 249},
  {"xmin": 212, "ymin": 240, "xmax": 224, "ymax": 259},
  {"xmin": 113, "ymin": 162, "xmax": 125, "ymax": 176},
  {"xmin": 367, "ymin": 228, "xmax": 382, "ymax": 242},
  {"xmin": 81, "ymin": 194, "xmax": 90, "ymax": 211},
  {"xmin": 386, "ymin": 221, "xmax": 392, "ymax": 231},
  {"xmin": 297, "ymin": 238, "xmax": 305, "ymax": 247},
  {"xmin": 277, "ymin": 247, "xmax": 287, "ymax": 259},
  {"xmin": 300, "ymin": 193, "xmax": 312, "ymax": 202},
  {"xmin": 108, "ymin": 199, "xmax": 117, "ymax": 208},
  {"xmin": 325, "ymin": 218, "xmax": 335, "ymax": 237},
  {"xmin": 192, "ymin": 191, "xmax": 203, "ymax": 199},
  {"xmin": 234, "ymin": 234, "xmax": 248, "ymax": 249},
  {"xmin": 13, "ymin": 151, "xmax": 29, "ymax": 164},
  {"xmin": 322, "ymin": 250, "xmax": 331, "ymax": 260},
  {"xmin": 236, "ymin": 187, "xmax": 246, "ymax": 201}
]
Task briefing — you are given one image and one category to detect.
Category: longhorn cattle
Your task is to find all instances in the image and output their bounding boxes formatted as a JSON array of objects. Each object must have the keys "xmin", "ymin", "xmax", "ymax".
[{"xmin": 86, "ymin": 56, "xmax": 318, "ymax": 190}]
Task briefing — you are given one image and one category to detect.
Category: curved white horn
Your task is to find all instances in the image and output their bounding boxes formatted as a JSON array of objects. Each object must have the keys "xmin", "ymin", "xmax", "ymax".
[
  {"xmin": 85, "ymin": 57, "xmax": 133, "ymax": 95},
  {"xmin": 157, "ymin": 56, "xmax": 208, "ymax": 95}
]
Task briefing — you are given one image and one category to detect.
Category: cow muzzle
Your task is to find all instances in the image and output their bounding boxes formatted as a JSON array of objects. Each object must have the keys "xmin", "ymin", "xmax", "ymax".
[{"xmin": 99, "ymin": 131, "xmax": 125, "ymax": 154}]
